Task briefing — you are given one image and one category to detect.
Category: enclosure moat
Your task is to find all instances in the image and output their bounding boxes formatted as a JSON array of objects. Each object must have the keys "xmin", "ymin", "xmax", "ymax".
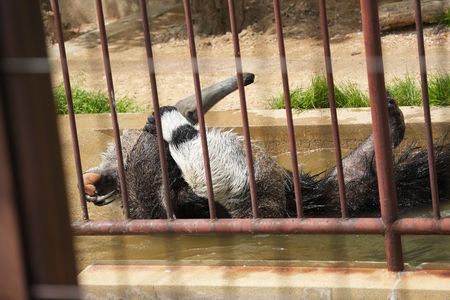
[
  {"xmin": 57, "ymin": 112, "xmax": 450, "ymax": 273},
  {"xmin": 74, "ymin": 213, "xmax": 450, "ymax": 273},
  {"xmin": 72, "ymin": 147, "xmax": 450, "ymax": 272}
]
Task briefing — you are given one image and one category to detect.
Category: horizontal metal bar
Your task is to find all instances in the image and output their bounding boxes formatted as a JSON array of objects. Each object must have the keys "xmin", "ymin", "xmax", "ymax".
[
  {"xmin": 393, "ymin": 218, "xmax": 450, "ymax": 234},
  {"xmin": 72, "ymin": 218, "xmax": 450, "ymax": 236},
  {"xmin": 73, "ymin": 218, "xmax": 385, "ymax": 235}
]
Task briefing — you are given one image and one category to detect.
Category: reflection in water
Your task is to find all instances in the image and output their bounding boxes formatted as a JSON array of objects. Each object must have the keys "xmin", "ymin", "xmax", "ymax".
[{"xmin": 74, "ymin": 149, "xmax": 450, "ymax": 272}]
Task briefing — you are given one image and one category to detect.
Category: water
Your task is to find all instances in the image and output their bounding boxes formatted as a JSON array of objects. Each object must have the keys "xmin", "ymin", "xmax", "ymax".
[
  {"xmin": 75, "ymin": 227, "xmax": 450, "ymax": 272},
  {"xmin": 74, "ymin": 149, "xmax": 450, "ymax": 272}
]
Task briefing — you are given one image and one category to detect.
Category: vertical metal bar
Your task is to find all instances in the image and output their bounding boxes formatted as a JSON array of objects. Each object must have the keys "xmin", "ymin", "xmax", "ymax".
[
  {"xmin": 182, "ymin": 0, "xmax": 217, "ymax": 218},
  {"xmin": 139, "ymin": 0, "xmax": 175, "ymax": 219},
  {"xmin": 273, "ymin": 0, "xmax": 303, "ymax": 217},
  {"xmin": 51, "ymin": 0, "xmax": 89, "ymax": 220},
  {"xmin": 0, "ymin": 0, "xmax": 79, "ymax": 291},
  {"xmin": 318, "ymin": 0, "xmax": 348, "ymax": 218},
  {"xmin": 360, "ymin": 0, "xmax": 404, "ymax": 271},
  {"xmin": 227, "ymin": 0, "xmax": 259, "ymax": 218},
  {"xmin": 0, "ymin": 92, "xmax": 28, "ymax": 300},
  {"xmin": 414, "ymin": 0, "xmax": 440, "ymax": 219},
  {"xmin": 94, "ymin": 0, "xmax": 130, "ymax": 219}
]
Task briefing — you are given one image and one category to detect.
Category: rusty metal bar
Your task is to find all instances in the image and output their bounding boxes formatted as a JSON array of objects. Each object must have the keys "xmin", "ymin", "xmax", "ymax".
[
  {"xmin": 227, "ymin": 0, "xmax": 259, "ymax": 218},
  {"xmin": 181, "ymin": 0, "xmax": 217, "ymax": 219},
  {"xmin": 139, "ymin": 0, "xmax": 175, "ymax": 219},
  {"xmin": 318, "ymin": 0, "xmax": 348, "ymax": 218},
  {"xmin": 51, "ymin": 0, "xmax": 89, "ymax": 220},
  {"xmin": 0, "ymin": 0, "xmax": 79, "ymax": 291},
  {"xmin": 273, "ymin": 0, "xmax": 303, "ymax": 217},
  {"xmin": 0, "ymin": 90, "xmax": 29, "ymax": 300},
  {"xmin": 72, "ymin": 218, "xmax": 450, "ymax": 236},
  {"xmin": 94, "ymin": 0, "xmax": 130, "ymax": 219},
  {"xmin": 72, "ymin": 218, "xmax": 386, "ymax": 235},
  {"xmin": 360, "ymin": 0, "xmax": 404, "ymax": 272},
  {"xmin": 413, "ymin": 0, "xmax": 440, "ymax": 219},
  {"xmin": 393, "ymin": 218, "xmax": 450, "ymax": 235}
]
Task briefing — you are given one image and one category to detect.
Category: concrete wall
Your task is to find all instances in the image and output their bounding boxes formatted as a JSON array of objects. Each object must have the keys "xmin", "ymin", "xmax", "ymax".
[{"xmin": 79, "ymin": 263, "xmax": 450, "ymax": 300}]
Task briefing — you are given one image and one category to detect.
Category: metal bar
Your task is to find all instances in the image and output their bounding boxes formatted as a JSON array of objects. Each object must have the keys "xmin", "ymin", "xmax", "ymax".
[
  {"xmin": 139, "ymin": 0, "xmax": 175, "ymax": 219},
  {"xmin": 72, "ymin": 218, "xmax": 386, "ymax": 235},
  {"xmin": 0, "ymin": 0, "xmax": 78, "ymax": 290},
  {"xmin": 94, "ymin": 0, "xmax": 130, "ymax": 219},
  {"xmin": 318, "ymin": 0, "xmax": 348, "ymax": 218},
  {"xmin": 273, "ymin": 0, "xmax": 303, "ymax": 217},
  {"xmin": 51, "ymin": 0, "xmax": 89, "ymax": 220},
  {"xmin": 360, "ymin": 0, "xmax": 404, "ymax": 272},
  {"xmin": 227, "ymin": 0, "xmax": 259, "ymax": 218},
  {"xmin": 0, "ymin": 90, "xmax": 28, "ymax": 300},
  {"xmin": 181, "ymin": 0, "xmax": 217, "ymax": 218},
  {"xmin": 393, "ymin": 218, "xmax": 450, "ymax": 235},
  {"xmin": 413, "ymin": 0, "xmax": 440, "ymax": 219}
]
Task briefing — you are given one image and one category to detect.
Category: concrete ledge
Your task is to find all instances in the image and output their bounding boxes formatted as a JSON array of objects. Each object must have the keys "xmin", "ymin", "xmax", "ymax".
[
  {"xmin": 62, "ymin": 107, "xmax": 450, "ymax": 154},
  {"xmin": 79, "ymin": 263, "xmax": 450, "ymax": 299}
]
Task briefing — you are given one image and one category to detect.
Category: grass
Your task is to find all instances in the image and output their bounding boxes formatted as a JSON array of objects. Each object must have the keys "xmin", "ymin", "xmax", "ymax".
[
  {"xmin": 428, "ymin": 73, "xmax": 450, "ymax": 106},
  {"xmin": 54, "ymin": 84, "xmax": 141, "ymax": 114},
  {"xmin": 270, "ymin": 76, "xmax": 369, "ymax": 109},
  {"xmin": 440, "ymin": 9, "xmax": 450, "ymax": 27},
  {"xmin": 270, "ymin": 73, "xmax": 450, "ymax": 110},
  {"xmin": 386, "ymin": 76, "xmax": 422, "ymax": 106}
]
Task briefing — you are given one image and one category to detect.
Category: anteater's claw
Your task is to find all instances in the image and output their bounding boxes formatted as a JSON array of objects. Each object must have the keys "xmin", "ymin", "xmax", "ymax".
[{"xmin": 85, "ymin": 190, "xmax": 117, "ymax": 206}]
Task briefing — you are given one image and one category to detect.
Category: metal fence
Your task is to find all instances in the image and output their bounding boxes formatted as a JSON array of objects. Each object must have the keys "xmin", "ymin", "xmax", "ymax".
[{"xmin": 50, "ymin": 0, "xmax": 449, "ymax": 272}]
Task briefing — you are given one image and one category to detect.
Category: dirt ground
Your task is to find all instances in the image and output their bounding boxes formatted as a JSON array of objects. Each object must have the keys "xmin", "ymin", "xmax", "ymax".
[{"xmin": 48, "ymin": 1, "xmax": 449, "ymax": 111}]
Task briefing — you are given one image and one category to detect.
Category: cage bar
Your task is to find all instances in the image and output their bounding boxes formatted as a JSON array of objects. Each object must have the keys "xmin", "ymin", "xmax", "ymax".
[
  {"xmin": 360, "ymin": 0, "xmax": 404, "ymax": 272},
  {"xmin": 318, "ymin": 0, "xmax": 348, "ymax": 218},
  {"xmin": 181, "ymin": 0, "xmax": 217, "ymax": 218},
  {"xmin": 227, "ymin": 0, "xmax": 259, "ymax": 218},
  {"xmin": 73, "ymin": 218, "xmax": 385, "ymax": 235},
  {"xmin": 139, "ymin": 0, "xmax": 175, "ymax": 219},
  {"xmin": 413, "ymin": 0, "xmax": 440, "ymax": 219},
  {"xmin": 72, "ymin": 217, "xmax": 450, "ymax": 235},
  {"xmin": 94, "ymin": 0, "xmax": 131, "ymax": 219},
  {"xmin": 272, "ymin": 0, "xmax": 304, "ymax": 217},
  {"xmin": 51, "ymin": 0, "xmax": 89, "ymax": 220}
]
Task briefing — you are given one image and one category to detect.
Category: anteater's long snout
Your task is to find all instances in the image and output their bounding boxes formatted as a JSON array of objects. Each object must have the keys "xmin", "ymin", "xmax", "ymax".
[{"xmin": 175, "ymin": 72, "xmax": 255, "ymax": 124}]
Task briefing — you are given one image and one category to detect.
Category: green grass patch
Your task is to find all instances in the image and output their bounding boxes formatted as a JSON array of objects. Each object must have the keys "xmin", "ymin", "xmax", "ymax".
[
  {"xmin": 440, "ymin": 9, "xmax": 450, "ymax": 27},
  {"xmin": 271, "ymin": 73, "xmax": 450, "ymax": 110},
  {"xmin": 386, "ymin": 75, "xmax": 422, "ymax": 106},
  {"xmin": 270, "ymin": 75, "xmax": 369, "ymax": 109},
  {"xmin": 54, "ymin": 84, "xmax": 141, "ymax": 114},
  {"xmin": 428, "ymin": 73, "xmax": 450, "ymax": 106}
]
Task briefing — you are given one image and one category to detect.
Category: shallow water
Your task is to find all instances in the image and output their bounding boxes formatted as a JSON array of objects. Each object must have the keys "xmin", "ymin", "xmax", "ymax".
[
  {"xmin": 75, "ymin": 205, "xmax": 450, "ymax": 272},
  {"xmin": 74, "ymin": 149, "xmax": 450, "ymax": 272}
]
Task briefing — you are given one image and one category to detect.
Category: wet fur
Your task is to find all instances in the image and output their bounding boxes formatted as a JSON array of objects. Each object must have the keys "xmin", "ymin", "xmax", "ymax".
[
  {"xmin": 157, "ymin": 107, "xmax": 288, "ymax": 218},
  {"xmin": 88, "ymin": 100, "xmax": 450, "ymax": 219}
]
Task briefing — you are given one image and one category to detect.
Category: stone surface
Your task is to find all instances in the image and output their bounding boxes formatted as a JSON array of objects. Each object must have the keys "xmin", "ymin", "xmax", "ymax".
[{"xmin": 78, "ymin": 263, "xmax": 450, "ymax": 299}]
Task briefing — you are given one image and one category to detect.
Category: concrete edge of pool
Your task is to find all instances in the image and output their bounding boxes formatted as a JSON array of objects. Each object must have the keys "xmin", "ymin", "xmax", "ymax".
[{"xmin": 78, "ymin": 262, "xmax": 450, "ymax": 299}]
